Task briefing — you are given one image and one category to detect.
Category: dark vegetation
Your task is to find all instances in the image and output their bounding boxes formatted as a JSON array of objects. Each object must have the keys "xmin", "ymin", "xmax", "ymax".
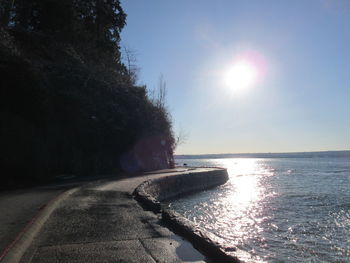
[{"xmin": 0, "ymin": 0, "xmax": 175, "ymax": 187}]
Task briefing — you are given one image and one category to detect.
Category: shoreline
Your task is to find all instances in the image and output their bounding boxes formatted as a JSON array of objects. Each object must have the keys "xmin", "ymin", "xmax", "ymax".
[{"xmin": 134, "ymin": 167, "xmax": 240, "ymax": 263}]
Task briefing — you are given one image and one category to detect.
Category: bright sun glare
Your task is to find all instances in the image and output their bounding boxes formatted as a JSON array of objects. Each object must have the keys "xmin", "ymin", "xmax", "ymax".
[{"xmin": 224, "ymin": 60, "xmax": 258, "ymax": 93}]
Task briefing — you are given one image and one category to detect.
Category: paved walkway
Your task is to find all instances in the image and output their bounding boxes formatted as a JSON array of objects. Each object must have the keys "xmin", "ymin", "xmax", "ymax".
[{"xmin": 17, "ymin": 169, "xmax": 209, "ymax": 263}]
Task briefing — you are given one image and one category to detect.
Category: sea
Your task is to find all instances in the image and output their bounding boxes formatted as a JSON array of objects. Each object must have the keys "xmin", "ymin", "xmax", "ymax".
[{"xmin": 170, "ymin": 152, "xmax": 350, "ymax": 262}]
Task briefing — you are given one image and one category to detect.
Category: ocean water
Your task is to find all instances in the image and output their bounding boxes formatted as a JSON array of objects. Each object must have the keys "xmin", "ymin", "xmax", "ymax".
[{"xmin": 169, "ymin": 157, "xmax": 350, "ymax": 262}]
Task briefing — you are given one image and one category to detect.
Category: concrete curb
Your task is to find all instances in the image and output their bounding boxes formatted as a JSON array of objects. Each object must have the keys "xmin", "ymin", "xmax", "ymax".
[
  {"xmin": 0, "ymin": 188, "xmax": 78, "ymax": 263},
  {"xmin": 133, "ymin": 169, "xmax": 241, "ymax": 263}
]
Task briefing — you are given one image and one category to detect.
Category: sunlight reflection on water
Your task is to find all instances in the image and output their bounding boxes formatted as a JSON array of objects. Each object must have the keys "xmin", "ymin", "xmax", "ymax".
[
  {"xmin": 212, "ymin": 159, "xmax": 274, "ymax": 262},
  {"xmin": 170, "ymin": 157, "xmax": 350, "ymax": 262},
  {"xmin": 183, "ymin": 159, "xmax": 276, "ymax": 262}
]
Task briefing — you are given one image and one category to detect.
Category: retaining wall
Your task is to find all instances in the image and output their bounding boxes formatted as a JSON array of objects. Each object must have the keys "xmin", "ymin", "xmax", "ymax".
[{"xmin": 134, "ymin": 168, "xmax": 228, "ymax": 212}]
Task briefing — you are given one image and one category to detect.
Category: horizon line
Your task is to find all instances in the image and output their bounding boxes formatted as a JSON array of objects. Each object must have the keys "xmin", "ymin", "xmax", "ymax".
[{"xmin": 175, "ymin": 149, "xmax": 350, "ymax": 156}]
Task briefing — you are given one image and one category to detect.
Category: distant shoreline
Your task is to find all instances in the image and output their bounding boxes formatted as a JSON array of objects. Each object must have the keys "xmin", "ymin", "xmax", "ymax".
[{"xmin": 175, "ymin": 150, "xmax": 350, "ymax": 159}]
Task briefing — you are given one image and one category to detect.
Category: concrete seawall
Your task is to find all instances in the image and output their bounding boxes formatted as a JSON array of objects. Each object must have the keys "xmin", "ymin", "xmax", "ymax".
[
  {"xmin": 134, "ymin": 168, "xmax": 229, "ymax": 213},
  {"xmin": 134, "ymin": 168, "xmax": 241, "ymax": 263}
]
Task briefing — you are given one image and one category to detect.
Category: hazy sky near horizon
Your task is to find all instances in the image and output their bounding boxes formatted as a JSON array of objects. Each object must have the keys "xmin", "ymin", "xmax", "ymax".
[{"xmin": 121, "ymin": 0, "xmax": 350, "ymax": 154}]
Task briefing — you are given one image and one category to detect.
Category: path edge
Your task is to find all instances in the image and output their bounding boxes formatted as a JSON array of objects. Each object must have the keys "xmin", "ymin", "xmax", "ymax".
[{"xmin": 0, "ymin": 188, "xmax": 78, "ymax": 263}]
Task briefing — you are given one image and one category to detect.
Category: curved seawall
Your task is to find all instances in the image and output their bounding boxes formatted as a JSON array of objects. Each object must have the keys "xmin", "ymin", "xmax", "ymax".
[{"xmin": 134, "ymin": 168, "xmax": 241, "ymax": 263}]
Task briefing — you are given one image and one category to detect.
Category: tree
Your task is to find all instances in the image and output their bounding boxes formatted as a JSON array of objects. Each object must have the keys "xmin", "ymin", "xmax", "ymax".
[
  {"xmin": 174, "ymin": 126, "xmax": 189, "ymax": 149},
  {"xmin": 0, "ymin": 0, "xmax": 176, "ymax": 187},
  {"xmin": 0, "ymin": 0, "xmax": 12, "ymax": 27},
  {"xmin": 149, "ymin": 73, "xmax": 168, "ymax": 110},
  {"xmin": 122, "ymin": 46, "xmax": 140, "ymax": 84}
]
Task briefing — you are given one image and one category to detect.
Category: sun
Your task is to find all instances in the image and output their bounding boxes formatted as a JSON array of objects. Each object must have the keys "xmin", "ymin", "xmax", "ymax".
[{"xmin": 224, "ymin": 60, "xmax": 258, "ymax": 93}]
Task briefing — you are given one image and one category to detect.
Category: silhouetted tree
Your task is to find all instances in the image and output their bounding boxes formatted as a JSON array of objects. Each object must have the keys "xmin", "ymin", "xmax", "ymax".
[
  {"xmin": 0, "ymin": 0, "xmax": 175, "ymax": 187},
  {"xmin": 0, "ymin": 0, "xmax": 12, "ymax": 27},
  {"xmin": 122, "ymin": 46, "xmax": 140, "ymax": 84}
]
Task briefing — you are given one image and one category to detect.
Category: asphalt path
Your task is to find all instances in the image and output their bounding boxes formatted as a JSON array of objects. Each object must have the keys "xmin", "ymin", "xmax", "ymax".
[
  {"xmin": 0, "ymin": 188, "xmax": 65, "ymax": 257},
  {"xmin": 16, "ymin": 168, "xmax": 208, "ymax": 263},
  {"xmin": 0, "ymin": 175, "xmax": 119, "ymax": 258},
  {"xmin": 0, "ymin": 169, "xmax": 212, "ymax": 262}
]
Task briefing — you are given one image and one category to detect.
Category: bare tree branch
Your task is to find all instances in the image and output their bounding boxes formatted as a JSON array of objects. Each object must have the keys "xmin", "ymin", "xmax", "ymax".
[
  {"xmin": 121, "ymin": 45, "xmax": 139, "ymax": 84},
  {"xmin": 174, "ymin": 126, "xmax": 189, "ymax": 149}
]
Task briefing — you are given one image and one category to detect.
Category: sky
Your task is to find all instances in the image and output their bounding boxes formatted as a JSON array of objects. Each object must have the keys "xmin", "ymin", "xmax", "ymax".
[{"xmin": 120, "ymin": 0, "xmax": 350, "ymax": 155}]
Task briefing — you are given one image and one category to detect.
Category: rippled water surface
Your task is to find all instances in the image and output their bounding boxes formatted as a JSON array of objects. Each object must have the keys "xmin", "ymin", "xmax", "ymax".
[{"xmin": 170, "ymin": 158, "xmax": 350, "ymax": 262}]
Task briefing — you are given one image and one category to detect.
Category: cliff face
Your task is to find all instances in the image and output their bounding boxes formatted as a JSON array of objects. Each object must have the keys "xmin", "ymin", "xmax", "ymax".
[{"xmin": 0, "ymin": 25, "xmax": 174, "ymax": 186}]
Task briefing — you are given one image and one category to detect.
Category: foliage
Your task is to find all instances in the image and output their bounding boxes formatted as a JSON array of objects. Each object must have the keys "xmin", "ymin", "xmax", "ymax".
[{"xmin": 0, "ymin": 1, "xmax": 175, "ymax": 187}]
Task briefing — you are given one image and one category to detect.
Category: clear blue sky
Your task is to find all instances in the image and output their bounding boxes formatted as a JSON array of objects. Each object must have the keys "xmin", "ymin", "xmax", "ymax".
[{"xmin": 120, "ymin": 0, "xmax": 350, "ymax": 154}]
